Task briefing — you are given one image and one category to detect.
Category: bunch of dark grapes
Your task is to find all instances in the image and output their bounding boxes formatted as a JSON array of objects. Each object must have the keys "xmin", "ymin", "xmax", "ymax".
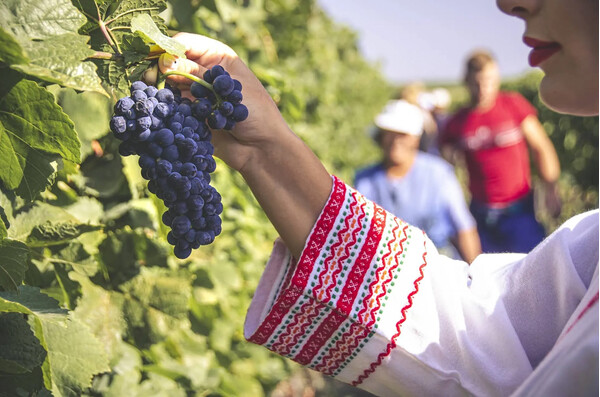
[{"xmin": 109, "ymin": 65, "xmax": 248, "ymax": 259}]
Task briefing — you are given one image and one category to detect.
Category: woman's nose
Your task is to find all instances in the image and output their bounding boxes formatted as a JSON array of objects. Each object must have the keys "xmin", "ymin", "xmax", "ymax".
[{"xmin": 496, "ymin": 0, "xmax": 539, "ymax": 19}]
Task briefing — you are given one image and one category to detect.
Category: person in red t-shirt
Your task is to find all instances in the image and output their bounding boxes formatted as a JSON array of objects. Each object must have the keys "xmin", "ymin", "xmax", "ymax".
[{"xmin": 440, "ymin": 50, "xmax": 561, "ymax": 253}]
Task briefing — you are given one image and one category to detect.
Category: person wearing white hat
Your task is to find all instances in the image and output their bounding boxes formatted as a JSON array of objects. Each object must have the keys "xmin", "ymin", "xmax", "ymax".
[{"xmin": 355, "ymin": 100, "xmax": 481, "ymax": 263}]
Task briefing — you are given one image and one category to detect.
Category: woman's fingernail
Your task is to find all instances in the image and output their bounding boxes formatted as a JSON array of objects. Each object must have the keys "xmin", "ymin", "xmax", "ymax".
[{"xmin": 160, "ymin": 53, "xmax": 178, "ymax": 69}]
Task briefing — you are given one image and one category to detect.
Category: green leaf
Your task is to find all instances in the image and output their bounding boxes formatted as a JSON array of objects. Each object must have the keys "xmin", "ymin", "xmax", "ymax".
[
  {"xmin": 0, "ymin": 239, "xmax": 29, "ymax": 291},
  {"xmin": 0, "ymin": 286, "xmax": 107, "ymax": 396},
  {"xmin": 71, "ymin": 274, "xmax": 126, "ymax": 363},
  {"xmin": 27, "ymin": 221, "xmax": 102, "ymax": 248},
  {"xmin": 47, "ymin": 87, "xmax": 112, "ymax": 160},
  {"xmin": 7, "ymin": 203, "xmax": 78, "ymax": 242},
  {"xmin": 0, "ymin": 286, "xmax": 67, "ymax": 320},
  {"xmin": 130, "ymin": 14, "xmax": 186, "ymax": 58},
  {"xmin": 0, "ymin": 312, "xmax": 46, "ymax": 374},
  {"xmin": 37, "ymin": 315, "xmax": 110, "ymax": 397},
  {"xmin": 0, "ymin": 0, "xmax": 87, "ymax": 40},
  {"xmin": 0, "ymin": 26, "xmax": 28, "ymax": 65},
  {"xmin": 0, "ymin": 73, "xmax": 81, "ymax": 198},
  {"xmin": 0, "ymin": 218, "xmax": 6, "ymax": 239},
  {"xmin": 12, "ymin": 34, "xmax": 107, "ymax": 96}
]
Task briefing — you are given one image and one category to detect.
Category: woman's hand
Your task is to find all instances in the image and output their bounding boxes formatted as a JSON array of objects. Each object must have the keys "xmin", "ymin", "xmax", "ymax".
[
  {"xmin": 157, "ymin": 32, "xmax": 288, "ymax": 174},
  {"xmin": 156, "ymin": 32, "xmax": 333, "ymax": 258}
]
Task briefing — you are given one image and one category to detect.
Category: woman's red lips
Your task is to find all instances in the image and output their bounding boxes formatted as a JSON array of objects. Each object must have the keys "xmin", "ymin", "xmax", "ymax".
[{"xmin": 523, "ymin": 37, "xmax": 561, "ymax": 67}]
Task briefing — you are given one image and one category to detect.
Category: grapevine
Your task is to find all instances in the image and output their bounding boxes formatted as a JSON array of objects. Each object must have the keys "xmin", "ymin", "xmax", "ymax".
[{"xmin": 110, "ymin": 65, "xmax": 249, "ymax": 258}]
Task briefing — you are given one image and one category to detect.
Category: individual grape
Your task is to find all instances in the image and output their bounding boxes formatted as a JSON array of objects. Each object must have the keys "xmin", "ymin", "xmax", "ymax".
[
  {"xmin": 139, "ymin": 154, "xmax": 155, "ymax": 170},
  {"xmin": 131, "ymin": 89, "xmax": 147, "ymax": 102},
  {"xmin": 136, "ymin": 116, "xmax": 152, "ymax": 131},
  {"xmin": 178, "ymin": 103, "xmax": 192, "ymax": 117},
  {"xmin": 209, "ymin": 65, "xmax": 226, "ymax": 79},
  {"xmin": 192, "ymin": 98, "xmax": 212, "ymax": 119},
  {"xmin": 172, "ymin": 215, "xmax": 192, "ymax": 237},
  {"xmin": 115, "ymin": 97, "xmax": 135, "ymax": 114},
  {"xmin": 181, "ymin": 162, "xmax": 197, "ymax": 177},
  {"xmin": 135, "ymin": 99, "xmax": 155, "ymax": 116},
  {"xmin": 135, "ymin": 129, "xmax": 152, "ymax": 141},
  {"xmin": 154, "ymin": 102, "xmax": 171, "ymax": 118},
  {"xmin": 213, "ymin": 75, "xmax": 234, "ymax": 96},
  {"xmin": 208, "ymin": 110, "xmax": 227, "ymax": 130},
  {"xmin": 155, "ymin": 128, "xmax": 175, "ymax": 147},
  {"xmin": 233, "ymin": 79, "xmax": 242, "ymax": 91},
  {"xmin": 232, "ymin": 104, "xmax": 249, "ymax": 122},
  {"xmin": 131, "ymin": 81, "xmax": 148, "ymax": 92},
  {"xmin": 227, "ymin": 90, "xmax": 243, "ymax": 104},
  {"xmin": 156, "ymin": 88, "xmax": 175, "ymax": 103},
  {"xmin": 188, "ymin": 195, "xmax": 204, "ymax": 209},
  {"xmin": 174, "ymin": 243, "xmax": 192, "ymax": 259},
  {"xmin": 190, "ymin": 82, "xmax": 212, "ymax": 99},
  {"xmin": 219, "ymin": 101, "xmax": 234, "ymax": 116},
  {"xmin": 110, "ymin": 116, "xmax": 127, "ymax": 134},
  {"xmin": 156, "ymin": 159, "xmax": 173, "ymax": 176},
  {"xmin": 145, "ymin": 85, "xmax": 158, "ymax": 97},
  {"xmin": 171, "ymin": 160, "xmax": 183, "ymax": 173}
]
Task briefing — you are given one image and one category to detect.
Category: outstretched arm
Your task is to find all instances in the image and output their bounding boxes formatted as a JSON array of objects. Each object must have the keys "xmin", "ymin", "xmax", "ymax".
[
  {"xmin": 521, "ymin": 115, "xmax": 561, "ymax": 217},
  {"xmin": 158, "ymin": 33, "xmax": 332, "ymax": 257}
]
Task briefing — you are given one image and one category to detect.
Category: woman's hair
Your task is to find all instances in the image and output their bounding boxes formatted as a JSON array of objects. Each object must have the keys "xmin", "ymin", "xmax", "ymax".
[{"xmin": 464, "ymin": 49, "xmax": 496, "ymax": 81}]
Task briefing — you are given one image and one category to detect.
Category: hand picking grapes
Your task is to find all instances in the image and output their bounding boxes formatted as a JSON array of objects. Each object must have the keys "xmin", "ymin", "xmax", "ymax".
[{"xmin": 110, "ymin": 65, "xmax": 248, "ymax": 259}]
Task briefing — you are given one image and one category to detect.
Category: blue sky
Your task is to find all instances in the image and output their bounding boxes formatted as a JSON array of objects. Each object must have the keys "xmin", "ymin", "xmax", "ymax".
[{"xmin": 317, "ymin": 0, "xmax": 534, "ymax": 84}]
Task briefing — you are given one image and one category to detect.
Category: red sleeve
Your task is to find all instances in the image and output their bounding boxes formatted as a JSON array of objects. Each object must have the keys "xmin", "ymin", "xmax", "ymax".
[{"xmin": 504, "ymin": 91, "xmax": 537, "ymax": 123}]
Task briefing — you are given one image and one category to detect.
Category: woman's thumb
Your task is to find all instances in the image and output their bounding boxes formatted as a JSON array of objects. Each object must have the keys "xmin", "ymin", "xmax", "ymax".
[{"xmin": 158, "ymin": 53, "xmax": 206, "ymax": 81}]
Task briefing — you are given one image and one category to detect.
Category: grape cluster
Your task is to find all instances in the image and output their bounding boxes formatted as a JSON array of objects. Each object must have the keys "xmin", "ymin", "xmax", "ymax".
[
  {"xmin": 109, "ymin": 65, "xmax": 247, "ymax": 259},
  {"xmin": 190, "ymin": 65, "xmax": 248, "ymax": 130}
]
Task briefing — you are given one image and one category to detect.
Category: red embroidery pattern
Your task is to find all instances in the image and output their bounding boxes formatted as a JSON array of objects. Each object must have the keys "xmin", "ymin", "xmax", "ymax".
[
  {"xmin": 248, "ymin": 177, "xmax": 346, "ymax": 345},
  {"xmin": 337, "ymin": 205, "xmax": 386, "ymax": 315},
  {"xmin": 295, "ymin": 310, "xmax": 348, "ymax": 365},
  {"xmin": 358, "ymin": 220, "xmax": 408, "ymax": 327},
  {"xmin": 287, "ymin": 204, "xmax": 386, "ymax": 367},
  {"xmin": 313, "ymin": 321, "xmax": 371, "ymax": 375},
  {"xmin": 314, "ymin": 219, "xmax": 408, "ymax": 376},
  {"xmin": 351, "ymin": 232, "xmax": 429, "ymax": 387},
  {"xmin": 316, "ymin": 190, "xmax": 366, "ymax": 304}
]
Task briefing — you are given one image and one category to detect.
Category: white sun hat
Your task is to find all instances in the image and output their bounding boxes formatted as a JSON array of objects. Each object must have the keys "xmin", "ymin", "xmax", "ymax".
[{"xmin": 373, "ymin": 99, "xmax": 425, "ymax": 136}]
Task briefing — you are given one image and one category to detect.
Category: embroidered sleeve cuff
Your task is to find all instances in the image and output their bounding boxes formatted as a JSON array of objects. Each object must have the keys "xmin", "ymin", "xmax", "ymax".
[{"xmin": 244, "ymin": 175, "xmax": 431, "ymax": 389}]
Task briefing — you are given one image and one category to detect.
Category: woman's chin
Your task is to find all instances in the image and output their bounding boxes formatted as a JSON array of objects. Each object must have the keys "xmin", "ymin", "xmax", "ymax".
[{"xmin": 539, "ymin": 77, "xmax": 599, "ymax": 116}]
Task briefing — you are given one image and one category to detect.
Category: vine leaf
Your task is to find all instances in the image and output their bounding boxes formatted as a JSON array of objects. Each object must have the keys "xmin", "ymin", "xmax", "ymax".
[
  {"xmin": 0, "ymin": 0, "xmax": 86, "ymax": 40},
  {"xmin": 131, "ymin": 14, "xmax": 186, "ymax": 58},
  {"xmin": 0, "ymin": 0, "xmax": 107, "ymax": 96},
  {"xmin": 0, "ymin": 312, "xmax": 46, "ymax": 374},
  {"xmin": 37, "ymin": 314, "xmax": 110, "ymax": 397},
  {"xmin": 27, "ymin": 221, "xmax": 102, "ymax": 248},
  {"xmin": 0, "ymin": 26, "xmax": 28, "ymax": 66},
  {"xmin": 0, "ymin": 239, "xmax": 29, "ymax": 291},
  {"xmin": 0, "ymin": 218, "xmax": 6, "ymax": 239},
  {"xmin": 12, "ymin": 34, "xmax": 107, "ymax": 96},
  {"xmin": 0, "ymin": 286, "xmax": 109, "ymax": 396},
  {"xmin": 0, "ymin": 72, "xmax": 81, "ymax": 201}
]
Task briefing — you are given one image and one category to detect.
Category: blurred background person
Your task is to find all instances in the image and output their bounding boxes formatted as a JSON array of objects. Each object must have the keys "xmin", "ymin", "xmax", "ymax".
[
  {"xmin": 440, "ymin": 49, "xmax": 561, "ymax": 254},
  {"xmin": 355, "ymin": 100, "xmax": 481, "ymax": 263}
]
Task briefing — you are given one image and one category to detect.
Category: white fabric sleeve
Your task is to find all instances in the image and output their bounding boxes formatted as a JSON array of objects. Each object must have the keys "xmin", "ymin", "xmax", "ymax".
[{"xmin": 244, "ymin": 175, "xmax": 599, "ymax": 397}]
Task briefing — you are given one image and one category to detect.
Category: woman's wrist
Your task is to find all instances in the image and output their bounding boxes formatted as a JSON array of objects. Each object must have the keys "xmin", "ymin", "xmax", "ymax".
[{"xmin": 239, "ymin": 124, "xmax": 333, "ymax": 258}]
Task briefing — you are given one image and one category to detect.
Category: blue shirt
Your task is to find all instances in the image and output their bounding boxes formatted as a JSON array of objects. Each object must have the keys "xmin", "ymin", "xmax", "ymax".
[{"xmin": 354, "ymin": 153, "xmax": 475, "ymax": 256}]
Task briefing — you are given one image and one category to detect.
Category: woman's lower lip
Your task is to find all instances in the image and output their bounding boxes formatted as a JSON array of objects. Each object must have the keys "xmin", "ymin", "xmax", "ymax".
[{"xmin": 528, "ymin": 45, "xmax": 560, "ymax": 67}]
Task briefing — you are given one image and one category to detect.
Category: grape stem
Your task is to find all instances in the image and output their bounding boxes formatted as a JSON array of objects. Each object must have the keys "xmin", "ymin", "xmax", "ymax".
[{"xmin": 158, "ymin": 70, "xmax": 223, "ymax": 105}]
